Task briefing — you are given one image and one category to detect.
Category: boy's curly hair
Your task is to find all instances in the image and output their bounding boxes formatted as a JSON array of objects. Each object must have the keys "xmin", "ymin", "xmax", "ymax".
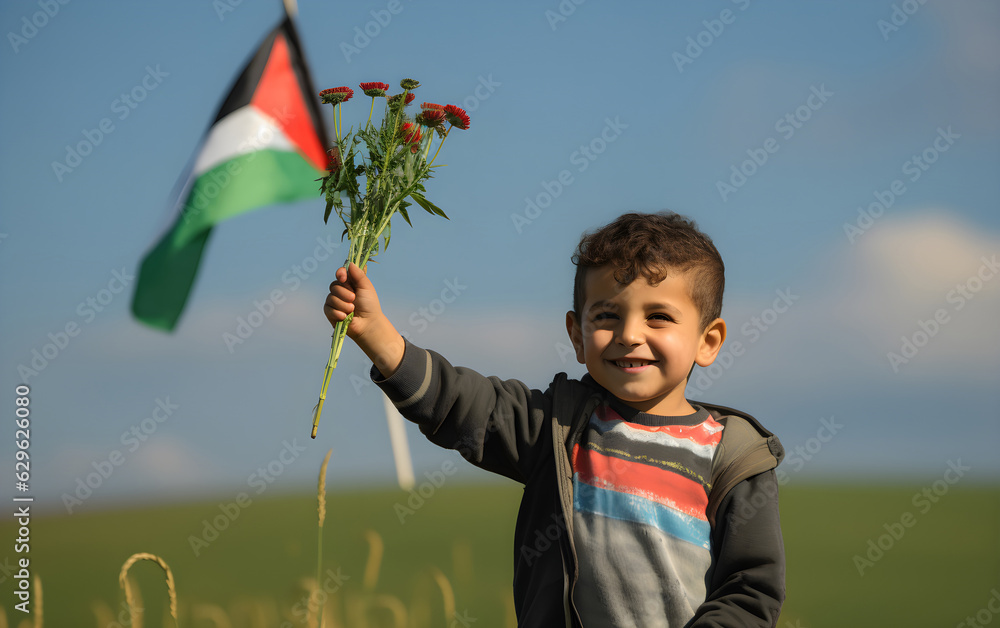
[{"xmin": 571, "ymin": 211, "xmax": 725, "ymax": 331}]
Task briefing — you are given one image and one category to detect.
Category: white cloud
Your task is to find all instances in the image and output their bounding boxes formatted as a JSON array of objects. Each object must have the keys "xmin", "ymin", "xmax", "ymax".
[
  {"xmin": 127, "ymin": 436, "xmax": 217, "ymax": 487},
  {"xmin": 833, "ymin": 209, "xmax": 1000, "ymax": 364},
  {"xmin": 709, "ymin": 209, "xmax": 1000, "ymax": 389}
]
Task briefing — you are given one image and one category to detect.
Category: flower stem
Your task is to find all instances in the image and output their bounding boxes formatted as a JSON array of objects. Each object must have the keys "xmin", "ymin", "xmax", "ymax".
[
  {"xmin": 312, "ymin": 221, "xmax": 370, "ymax": 439},
  {"xmin": 429, "ymin": 127, "xmax": 451, "ymax": 167},
  {"xmin": 422, "ymin": 130, "xmax": 434, "ymax": 162}
]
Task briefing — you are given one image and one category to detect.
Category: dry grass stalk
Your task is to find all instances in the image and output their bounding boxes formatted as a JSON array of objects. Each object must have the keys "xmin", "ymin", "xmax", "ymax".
[
  {"xmin": 362, "ymin": 530, "xmax": 384, "ymax": 592},
  {"xmin": 367, "ymin": 595, "xmax": 407, "ymax": 628},
  {"xmin": 314, "ymin": 448, "xmax": 333, "ymax": 628},
  {"xmin": 321, "ymin": 598, "xmax": 340, "ymax": 628},
  {"xmin": 430, "ymin": 567, "xmax": 456, "ymax": 625},
  {"xmin": 90, "ymin": 601, "xmax": 115, "ymax": 628},
  {"xmin": 124, "ymin": 575, "xmax": 144, "ymax": 628},
  {"xmin": 300, "ymin": 577, "xmax": 320, "ymax": 628},
  {"xmin": 318, "ymin": 448, "xmax": 333, "ymax": 527},
  {"xmin": 406, "ymin": 578, "xmax": 433, "ymax": 627},
  {"xmin": 343, "ymin": 596, "xmax": 367, "ymax": 628},
  {"xmin": 2, "ymin": 575, "xmax": 43, "ymax": 628},
  {"xmin": 31, "ymin": 576, "xmax": 41, "ymax": 628},
  {"xmin": 503, "ymin": 588, "xmax": 516, "ymax": 628},
  {"xmin": 118, "ymin": 552, "xmax": 178, "ymax": 627}
]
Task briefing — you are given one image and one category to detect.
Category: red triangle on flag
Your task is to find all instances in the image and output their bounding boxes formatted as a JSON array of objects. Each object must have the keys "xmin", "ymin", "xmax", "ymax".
[{"xmin": 251, "ymin": 33, "xmax": 327, "ymax": 171}]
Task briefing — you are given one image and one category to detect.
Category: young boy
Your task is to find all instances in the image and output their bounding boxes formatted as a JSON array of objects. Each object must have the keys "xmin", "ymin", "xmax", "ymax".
[{"xmin": 325, "ymin": 211, "xmax": 785, "ymax": 627}]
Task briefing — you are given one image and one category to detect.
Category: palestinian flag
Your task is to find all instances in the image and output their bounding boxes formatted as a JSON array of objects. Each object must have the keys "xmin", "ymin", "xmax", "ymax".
[{"xmin": 132, "ymin": 14, "xmax": 328, "ymax": 331}]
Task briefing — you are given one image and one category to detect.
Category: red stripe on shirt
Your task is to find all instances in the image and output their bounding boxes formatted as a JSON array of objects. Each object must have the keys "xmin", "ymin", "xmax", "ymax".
[{"xmin": 572, "ymin": 444, "xmax": 709, "ymax": 520}]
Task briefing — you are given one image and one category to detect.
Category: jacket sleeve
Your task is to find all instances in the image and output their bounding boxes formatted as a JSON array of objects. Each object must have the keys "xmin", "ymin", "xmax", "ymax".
[
  {"xmin": 687, "ymin": 470, "xmax": 786, "ymax": 627},
  {"xmin": 370, "ymin": 337, "xmax": 554, "ymax": 484}
]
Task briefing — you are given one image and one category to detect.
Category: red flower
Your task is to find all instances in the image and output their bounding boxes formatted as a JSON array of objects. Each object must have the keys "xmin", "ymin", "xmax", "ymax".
[
  {"xmin": 359, "ymin": 81, "xmax": 390, "ymax": 97},
  {"xmin": 421, "ymin": 102, "xmax": 444, "ymax": 111},
  {"xmin": 443, "ymin": 104, "xmax": 470, "ymax": 130},
  {"xmin": 398, "ymin": 122, "xmax": 423, "ymax": 145},
  {"xmin": 319, "ymin": 87, "xmax": 353, "ymax": 105},
  {"xmin": 416, "ymin": 110, "xmax": 446, "ymax": 128},
  {"xmin": 327, "ymin": 146, "xmax": 342, "ymax": 172}
]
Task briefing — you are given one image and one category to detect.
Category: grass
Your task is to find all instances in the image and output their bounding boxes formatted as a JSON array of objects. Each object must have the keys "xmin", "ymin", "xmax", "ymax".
[{"xmin": 0, "ymin": 482, "xmax": 997, "ymax": 627}]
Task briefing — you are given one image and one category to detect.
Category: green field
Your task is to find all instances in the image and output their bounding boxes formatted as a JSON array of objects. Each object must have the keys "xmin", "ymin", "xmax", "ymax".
[{"xmin": 2, "ymin": 482, "xmax": 998, "ymax": 627}]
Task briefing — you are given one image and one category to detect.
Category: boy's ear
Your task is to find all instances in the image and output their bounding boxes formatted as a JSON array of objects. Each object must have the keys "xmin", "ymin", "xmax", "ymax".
[
  {"xmin": 565, "ymin": 311, "xmax": 586, "ymax": 364},
  {"xmin": 695, "ymin": 317, "xmax": 727, "ymax": 367}
]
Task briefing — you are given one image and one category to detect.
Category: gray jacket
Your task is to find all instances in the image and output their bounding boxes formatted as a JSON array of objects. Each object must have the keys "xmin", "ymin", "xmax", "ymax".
[{"xmin": 373, "ymin": 338, "xmax": 786, "ymax": 627}]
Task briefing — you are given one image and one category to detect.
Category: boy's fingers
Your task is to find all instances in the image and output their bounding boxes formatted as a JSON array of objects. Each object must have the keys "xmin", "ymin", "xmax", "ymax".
[
  {"xmin": 328, "ymin": 280, "xmax": 354, "ymax": 299},
  {"xmin": 347, "ymin": 262, "xmax": 374, "ymax": 290},
  {"xmin": 324, "ymin": 293, "xmax": 354, "ymax": 315}
]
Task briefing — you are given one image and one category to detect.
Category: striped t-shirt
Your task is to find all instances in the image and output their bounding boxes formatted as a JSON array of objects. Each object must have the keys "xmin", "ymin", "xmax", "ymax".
[{"xmin": 571, "ymin": 401, "xmax": 723, "ymax": 627}]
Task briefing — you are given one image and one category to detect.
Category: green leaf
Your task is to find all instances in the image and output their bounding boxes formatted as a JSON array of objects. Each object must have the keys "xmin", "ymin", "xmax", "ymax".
[
  {"xmin": 349, "ymin": 194, "xmax": 360, "ymax": 225},
  {"xmin": 324, "ymin": 195, "xmax": 333, "ymax": 224},
  {"xmin": 410, "ymin": 192, "xmax": 450, "ymax": 220},
  {"xmin": 397, "ymin": 205, "xmax": 412, "ymax": 227}
]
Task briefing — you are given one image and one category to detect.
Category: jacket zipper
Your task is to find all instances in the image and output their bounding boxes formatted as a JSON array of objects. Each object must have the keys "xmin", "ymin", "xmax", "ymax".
[{"xmin": 554, "ymin": 393, "xmax": 603, "ymax": 628}]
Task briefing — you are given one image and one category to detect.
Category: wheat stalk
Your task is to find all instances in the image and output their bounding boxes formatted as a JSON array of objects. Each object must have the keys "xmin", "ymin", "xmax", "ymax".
[
  {"xmin": 31, "ymin": 575, "xmax": 41, "ymax": 628},
  {"xmin": 503, "ymin": 588, "xmax": 516, "ymax": 628},
  {"xmin": 318, "ymin": 448, "xmax": 333, "ymax": 527},
  {"xmin": 123, "ymin": 576, "xmax": 144, "ymax": 628},
  {"xmin": 367, "ymin": 595, "xmax": 407, "ymax": 628},
  {"xmin": 312, "ymin": 448, "xmax": 333, "ymax": 628},
  {"xmin": 118, "ymin": 553, "xmax": 178, "ymax": 627},
  {"xmin": 362, "ymin": 530, "xmax": 384, "ymax": 592},
  {"xmin": 90, "ymin": 601, "xmax": 114, "ymax": 628},
  {"xmin": 430, "ymin": 567, "xmax": 455, "ymax": 626}
]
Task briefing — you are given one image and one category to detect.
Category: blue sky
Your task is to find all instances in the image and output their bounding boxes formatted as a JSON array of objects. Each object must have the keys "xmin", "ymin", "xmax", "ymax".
[{"xmin": 1, "ymin": 0, "xmax": 998, "ymax": 514}]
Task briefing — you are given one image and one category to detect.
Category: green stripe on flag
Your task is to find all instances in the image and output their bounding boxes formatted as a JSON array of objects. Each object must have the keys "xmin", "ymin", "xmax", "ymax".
[{"xmin": 132, "ymin": 149, "xmax": 322, "ymax": 331}]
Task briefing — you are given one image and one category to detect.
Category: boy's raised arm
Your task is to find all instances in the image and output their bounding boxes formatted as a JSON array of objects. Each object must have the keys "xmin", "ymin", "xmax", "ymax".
[{"xmin": 324, "ymin": 263, "xmax": 553, "ymax": 482}]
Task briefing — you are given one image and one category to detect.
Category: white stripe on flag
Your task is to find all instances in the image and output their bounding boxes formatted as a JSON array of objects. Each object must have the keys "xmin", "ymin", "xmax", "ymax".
[{"xmin": 192, "ymin": 105, "xmax": 296, "ymax": 177}]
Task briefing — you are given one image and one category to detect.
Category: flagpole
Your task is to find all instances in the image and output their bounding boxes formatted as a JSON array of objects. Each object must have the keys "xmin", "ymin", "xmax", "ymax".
[{"xmin": 382, "ymin": 394, "xmax": 415, "ymax": 491}]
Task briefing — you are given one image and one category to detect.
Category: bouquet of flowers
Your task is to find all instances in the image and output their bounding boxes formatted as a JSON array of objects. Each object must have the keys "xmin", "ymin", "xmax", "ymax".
[{"xmin": 311, "ymin": 78, "xmax": 470, "ymax": 438}]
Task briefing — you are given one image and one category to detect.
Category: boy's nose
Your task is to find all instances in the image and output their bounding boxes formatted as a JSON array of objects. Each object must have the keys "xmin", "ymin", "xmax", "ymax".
[{"xmin": 616, "ymin": 318, "xmax": 644, "ymax": 346}]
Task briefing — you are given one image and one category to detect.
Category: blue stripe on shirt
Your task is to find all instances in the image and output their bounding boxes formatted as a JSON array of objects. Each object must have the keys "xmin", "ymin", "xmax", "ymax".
[{"xmin": 573, "ymin": 478, "xmax": 711, "ymax": 550}]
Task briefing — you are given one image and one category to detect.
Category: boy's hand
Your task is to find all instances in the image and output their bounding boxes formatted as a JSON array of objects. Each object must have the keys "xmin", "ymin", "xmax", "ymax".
[
  {"xmin": 325, "ymin": 262, "xmax": 383, "ymax": 340},
  {"xmin": 324, "ymin": 262, "xmax": 405, "ymax": 377}
]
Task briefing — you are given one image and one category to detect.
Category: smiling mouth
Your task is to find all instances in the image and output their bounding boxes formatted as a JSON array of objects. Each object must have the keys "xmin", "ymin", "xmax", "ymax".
[{"xmin": 610, "ymin": 359, "xmax": 658, "ymax": 368}]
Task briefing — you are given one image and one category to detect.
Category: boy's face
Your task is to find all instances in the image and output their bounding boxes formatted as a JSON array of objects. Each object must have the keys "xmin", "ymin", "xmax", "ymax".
[{"xmin": 566, "ymin": 265, "xmax": 726, "ymax": 416}]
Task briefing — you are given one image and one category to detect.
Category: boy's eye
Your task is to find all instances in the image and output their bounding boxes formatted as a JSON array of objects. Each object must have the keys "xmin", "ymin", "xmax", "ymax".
[{"xmin": 592, "ymin": 312, "xmax": 674, "ymax": 324}]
